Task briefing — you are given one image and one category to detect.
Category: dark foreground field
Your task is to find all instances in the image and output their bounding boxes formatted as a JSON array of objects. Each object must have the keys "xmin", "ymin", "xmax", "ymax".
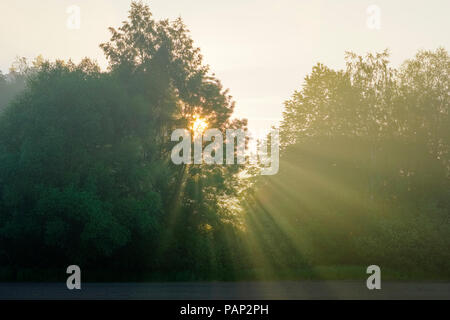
[{"xmin": 1, "ymin": 281, "xmax": 449, "ymax": 300}]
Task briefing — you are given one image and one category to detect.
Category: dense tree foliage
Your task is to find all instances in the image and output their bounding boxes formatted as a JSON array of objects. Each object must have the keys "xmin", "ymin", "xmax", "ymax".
[
  {"xmin": 0, "ymin": 2, "xmax": 246, "ymax": 280},
  {"xmin": 0, "ymin": 58, "xmax": 29, "ymax": 112},
  {"xmin": 244, "ymin": 49, "xmax": 449, "ymax": 276},
  {"xmin": 0, "ymin": 2, "xmax": 448, "ymax": 281}
]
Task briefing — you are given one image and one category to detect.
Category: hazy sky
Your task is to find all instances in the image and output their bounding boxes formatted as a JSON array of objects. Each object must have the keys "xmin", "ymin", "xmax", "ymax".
[{"xmin": 1, "ymin": 0, "xmax": 449, "ymax": 134}]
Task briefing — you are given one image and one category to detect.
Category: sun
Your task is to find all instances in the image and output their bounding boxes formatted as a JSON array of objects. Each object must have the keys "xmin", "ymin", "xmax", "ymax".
[{"xmin": 190, "ymin": 115, "xmax": 208, "ymax": 137}]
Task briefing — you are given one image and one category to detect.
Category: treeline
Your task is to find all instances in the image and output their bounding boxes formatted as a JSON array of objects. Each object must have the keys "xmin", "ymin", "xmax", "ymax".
[
  {"xmin": 0, "ymin": 2, "xmax": 246, "ymax": 281},
  {"xmin": 0, "ymin": 2, "xmax": 448, "ymax": 281},
  {"xmin": 244, "ymin": 49, "xmax": 450, "ymax": 278},
  {"xmin": 0, "ymin": 57, "xmax": 29, "ymax": 112}
]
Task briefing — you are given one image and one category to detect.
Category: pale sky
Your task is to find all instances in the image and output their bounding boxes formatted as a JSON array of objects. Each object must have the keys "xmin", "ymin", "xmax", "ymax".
[{"xmin": 0, "ymin": 0, "xmax": 449, "ymax": 135}]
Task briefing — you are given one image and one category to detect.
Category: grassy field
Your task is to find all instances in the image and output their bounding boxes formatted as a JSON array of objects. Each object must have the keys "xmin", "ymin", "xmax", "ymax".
[{"xmin": 1, "ymin": 265, "xmax": 449, "ymax": 282}]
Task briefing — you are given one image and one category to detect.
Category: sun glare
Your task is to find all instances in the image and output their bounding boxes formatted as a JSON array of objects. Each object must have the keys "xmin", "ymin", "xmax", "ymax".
[{"xmin": 191, "ymin": 115, "xmax": 208, "ymax": 137}]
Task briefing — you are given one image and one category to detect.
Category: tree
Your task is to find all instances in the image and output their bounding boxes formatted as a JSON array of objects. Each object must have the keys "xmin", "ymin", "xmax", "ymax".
[
  {"xmin": 0, "ymin": 59, "xmax": 164, "ymax": 270},
  {"xmin": 0, "ymin": 2, "xmax": 246, "ymax": 279},
  {"xmin": 0, "ymin": 58, "xmax": 27, "ymax": 112},
  {"xmin": 246, "ymin": 48, "xmax": 450, "ymax": 275},
  {"xmin": 100, "ymin": 1, "xmax": 248, "ymax": 276}
]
